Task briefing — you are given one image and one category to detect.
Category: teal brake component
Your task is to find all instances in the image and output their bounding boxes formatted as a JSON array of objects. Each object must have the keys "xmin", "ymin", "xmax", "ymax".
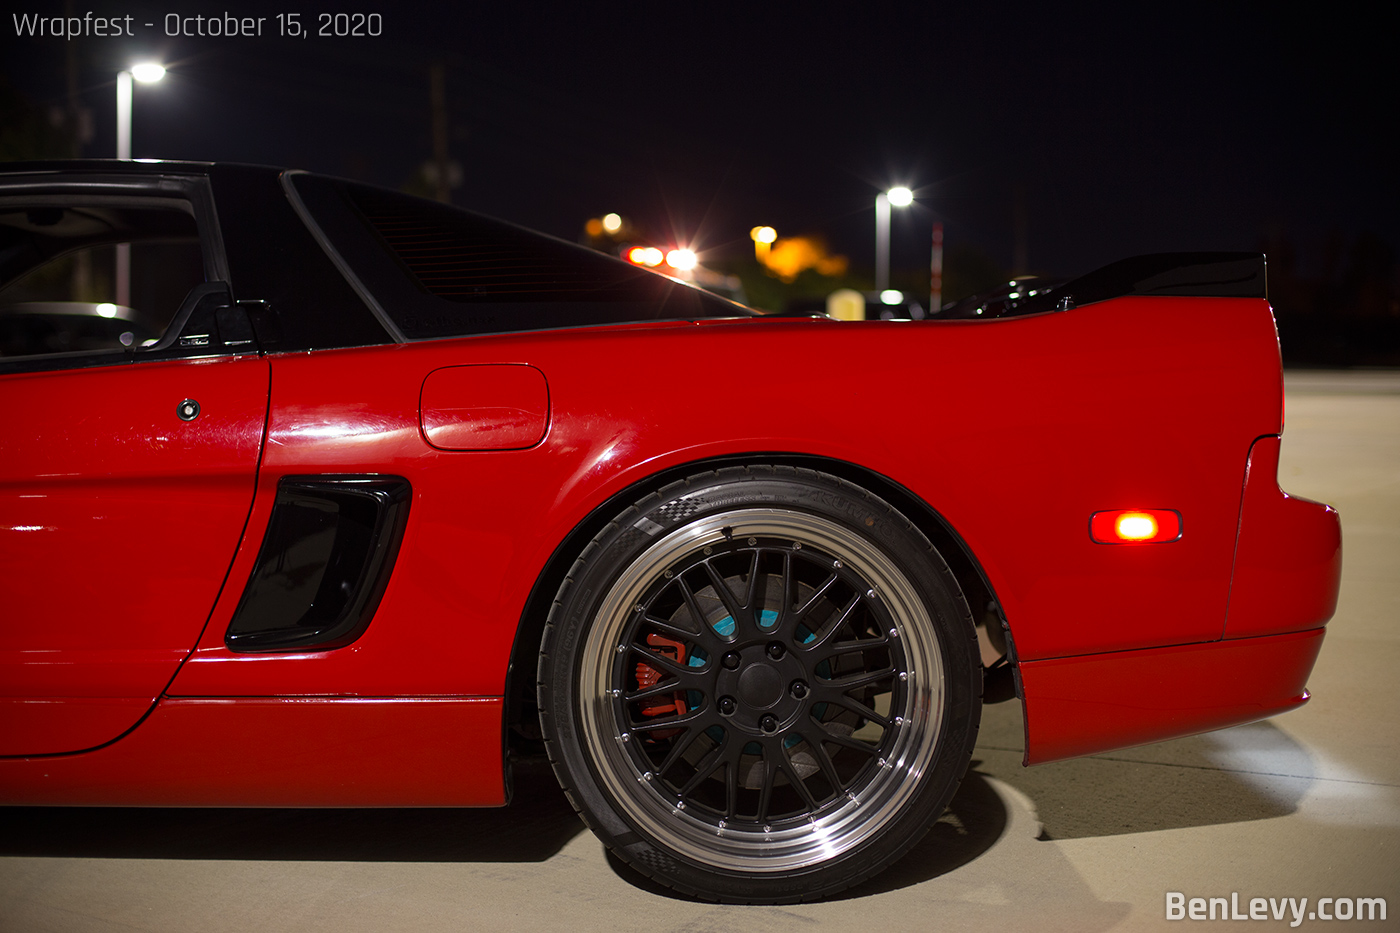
[
  {"xmin": 712, "ymin": 609, "xmax": 781, "ymax": 636},
  {"xmin": 687, "ymin": 648, "xmax": 707, "ymax": 709}
]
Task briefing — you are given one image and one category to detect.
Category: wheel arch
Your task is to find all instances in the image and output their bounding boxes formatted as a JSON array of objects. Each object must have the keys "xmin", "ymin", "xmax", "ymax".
[{"xmin": 503, "ymin": 452, "xmax": 1020, "ymax": 761}]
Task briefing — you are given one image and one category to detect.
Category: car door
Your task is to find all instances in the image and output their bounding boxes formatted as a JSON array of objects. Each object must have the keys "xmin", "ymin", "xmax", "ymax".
[{"xmin": 0, "ymin": 174, "xmax": 269, "ymax": 755}]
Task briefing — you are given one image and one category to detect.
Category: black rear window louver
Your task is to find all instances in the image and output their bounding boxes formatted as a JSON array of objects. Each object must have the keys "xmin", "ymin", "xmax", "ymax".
[
  {"xmin": 289, "ymin": 172, "xmax": 753, "ymax": 340},
  {"xmin": 347, "ymin": 186, "xmax": 663, "ymax": 304}
]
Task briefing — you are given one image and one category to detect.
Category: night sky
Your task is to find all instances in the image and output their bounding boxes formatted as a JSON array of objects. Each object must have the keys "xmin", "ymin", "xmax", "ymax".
[{"xmin": 2, "ymin": 2, "xmax": 1394, "ymax": 290}]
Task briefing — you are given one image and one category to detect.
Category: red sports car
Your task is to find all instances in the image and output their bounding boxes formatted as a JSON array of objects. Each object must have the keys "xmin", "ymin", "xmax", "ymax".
[{"xmin": 0, "ymin": 162, "xmax": 1341, "ymax": 903}]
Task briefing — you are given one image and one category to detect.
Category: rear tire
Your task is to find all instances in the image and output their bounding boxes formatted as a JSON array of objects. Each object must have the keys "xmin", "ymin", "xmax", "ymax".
[{"xmin": 538, "ymin": 466, "xmax": 981, "ymax": 903}]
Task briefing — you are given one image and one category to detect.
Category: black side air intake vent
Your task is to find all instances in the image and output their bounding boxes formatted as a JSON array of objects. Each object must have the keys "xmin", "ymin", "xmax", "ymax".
[{"xmin": 225, "ymin": 475, "xmax": 411, "ymax": 652}]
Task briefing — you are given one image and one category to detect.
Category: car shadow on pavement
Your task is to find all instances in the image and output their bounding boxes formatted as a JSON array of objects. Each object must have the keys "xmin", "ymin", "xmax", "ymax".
[
  {"xmin": 604, "ymin": 765, "xmax": 1011, "ymax": 901},
  {"xmin": 604, "ymin": 712, "xmax": 1321, "ymax": 901},
  {"xmin": 0, "ymin": 758, "xmax": 585, "ymax": 862},
  {"xmin": 975, "ymin": 711, "xmax": 1316, "ymax": 840}
]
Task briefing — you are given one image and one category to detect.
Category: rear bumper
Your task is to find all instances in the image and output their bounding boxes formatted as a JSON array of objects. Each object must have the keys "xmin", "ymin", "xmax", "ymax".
[
  {"xmin": 1018, "ymin": 432, "xmax": 1340, "ymax": 765},
  {"xmin": 1224, "ymin": 435, "xmax": 1342, "ymax": 639},
  {"xmin": 1020, "ymin": 627, "xmax": 1324, "ymax": 765}
]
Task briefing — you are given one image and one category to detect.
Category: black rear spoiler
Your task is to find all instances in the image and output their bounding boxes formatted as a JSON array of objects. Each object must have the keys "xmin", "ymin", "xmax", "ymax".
[{"xmin": 937, "ymin": 252, "xmax": 1266, "ymax": 319}]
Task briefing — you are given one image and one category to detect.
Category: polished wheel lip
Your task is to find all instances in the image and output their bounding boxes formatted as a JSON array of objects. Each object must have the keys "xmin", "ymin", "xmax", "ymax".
[{"xmin": 577, "ymin": 507, "xmax": 946, "ymax": 872}]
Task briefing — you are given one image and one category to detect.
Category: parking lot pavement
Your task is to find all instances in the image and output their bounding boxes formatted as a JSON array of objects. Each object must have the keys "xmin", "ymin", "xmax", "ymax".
[{"xmin": 2, "ymin": 370, "xmax": 1397, "ymax": 933}]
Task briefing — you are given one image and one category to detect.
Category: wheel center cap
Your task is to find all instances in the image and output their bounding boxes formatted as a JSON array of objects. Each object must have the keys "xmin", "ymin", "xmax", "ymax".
[{"xmin": 737, "ymin": 663, "xmax": 783, "ymax": 709}]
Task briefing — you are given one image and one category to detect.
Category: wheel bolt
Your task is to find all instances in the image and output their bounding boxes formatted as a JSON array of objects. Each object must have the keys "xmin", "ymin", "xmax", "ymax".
[
  {"xmin": 718, "ymin": 696, "xmax": 737, "ymax": 716},
  {"xmin": 790, "ymin": 680, "xmax": 808, "ymax": 699},
  {"xmin": 722, "ymin": 652, "xmax": 741, "ymax": 670},
  {"xmin": 766, "ymin": 642, "xmax": 785, "ymax": 660},
  {"xmin": 759, "ymin": 714, "xmax": 778, "ymax": 734}
]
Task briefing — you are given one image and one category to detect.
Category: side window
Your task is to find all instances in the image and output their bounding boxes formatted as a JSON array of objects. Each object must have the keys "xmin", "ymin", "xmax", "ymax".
[{"xmin": 0, "ymin": 204, "xmax": 205, "ymax": 359}]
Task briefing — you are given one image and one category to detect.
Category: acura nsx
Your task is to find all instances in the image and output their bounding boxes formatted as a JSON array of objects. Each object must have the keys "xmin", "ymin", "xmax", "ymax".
[{"xmin": 0, "ymin": 161, "xmax": 1341, "ymax": 902}]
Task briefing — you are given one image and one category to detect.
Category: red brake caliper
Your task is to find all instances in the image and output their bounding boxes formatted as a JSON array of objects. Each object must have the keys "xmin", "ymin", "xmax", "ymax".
[{"xmin": 636, "ymin": 633, "xmax": 689, "ymax": 738}]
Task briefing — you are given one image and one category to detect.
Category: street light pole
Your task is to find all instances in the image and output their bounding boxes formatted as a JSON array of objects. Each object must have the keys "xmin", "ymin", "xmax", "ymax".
[
  {"xmin": 114, "ymin": 63, "xmax": 164, "ymax": 306},
  {"xmin": 875, "ymin": 187, "xmax": 912, "ymax": 293},
  {"xmin": 930, "ymin": 222, "xmax": 944, "ymax": 312},
  {"xmin": 875, "ymin": 193, "xmax": 890, "ymax": 293},
  {"xmin": 116, "ymin": 70, "xmax": 132, "ymax": 160}
]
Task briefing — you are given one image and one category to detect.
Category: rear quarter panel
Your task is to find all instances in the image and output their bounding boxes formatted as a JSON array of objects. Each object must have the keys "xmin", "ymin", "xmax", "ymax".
[{"xmin": 169, "ymin": 295, "xmax": 1280, "ymax": 699}]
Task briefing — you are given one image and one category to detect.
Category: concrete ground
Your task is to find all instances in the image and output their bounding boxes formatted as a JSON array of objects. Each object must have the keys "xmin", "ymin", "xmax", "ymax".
[{"xmin": 2, "ymin": 370, "xmax": 1397, "ymax": 933}]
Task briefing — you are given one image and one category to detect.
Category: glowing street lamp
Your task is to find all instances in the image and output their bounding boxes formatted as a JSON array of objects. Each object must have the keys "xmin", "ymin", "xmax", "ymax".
[
  {"xmin": 750, "ymin": 225, "xmax": 777, "ymax": 262},
  {"xmin": 875, "ymin": 186, "xmax": 913, "ymax": 293},
  {"xmin": 115, "ymin": 62, "xmax": 164, "ymax": 306},
  {"xmin": 131, "ymin": 62, "xmax": 166, "ymax": 83}
]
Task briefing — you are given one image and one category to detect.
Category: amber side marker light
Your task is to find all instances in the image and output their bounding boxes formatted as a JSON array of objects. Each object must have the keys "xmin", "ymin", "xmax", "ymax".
[{"xmin": 1090, "ymin": 509, "xmax": 1182, "ymax": 544}]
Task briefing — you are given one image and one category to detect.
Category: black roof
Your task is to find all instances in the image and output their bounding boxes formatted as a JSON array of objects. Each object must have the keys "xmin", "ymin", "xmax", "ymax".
[{"xmin": 1, "ymin": 159, "xmax": 217, "ymax": 175}]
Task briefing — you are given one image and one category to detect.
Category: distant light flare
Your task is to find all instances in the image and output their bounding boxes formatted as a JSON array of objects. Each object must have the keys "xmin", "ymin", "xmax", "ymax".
[
  {"xmin": 666, "ymin": 248, "xmax": 697, "ymax": 271},
  {"xmin": 757, "ymin": 236, "xmax": 849, "ymax": 283},
  {"xmin": 627, "ymin": 246, "xmax": 663, "ymax": 267},
  {"xmin": 602, "ymin": 213, "xmax": 623, "ymax": 233},
  {"xmin": 887, "ymin": 186, "xmax": 913, "ymax": 207},
  {"xmin": 750, "ymin": 226, "xmax": 777, "ymax": 244}
]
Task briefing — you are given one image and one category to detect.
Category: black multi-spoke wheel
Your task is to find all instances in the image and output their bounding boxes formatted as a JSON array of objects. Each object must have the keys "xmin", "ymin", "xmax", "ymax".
[{"xmin": 539, "ymin": 467, "xmax": 980, "ymax": 903}]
